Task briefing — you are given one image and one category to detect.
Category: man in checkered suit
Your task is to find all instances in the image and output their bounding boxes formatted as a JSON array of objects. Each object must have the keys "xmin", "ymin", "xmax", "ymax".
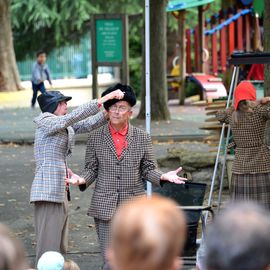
[
  {"xmin": 30, "ymin": 89, "xmax": 124, "ymax": 264},
  {"xmin": 66, "ymin": 83, "xmax": 186, "ymax": 267}
]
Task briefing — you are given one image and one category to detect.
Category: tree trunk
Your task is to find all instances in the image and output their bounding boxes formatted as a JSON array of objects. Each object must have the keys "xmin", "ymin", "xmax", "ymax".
[
  {"xmin": 0, "ymin": 0, "xmax": 22, "ymax": 92},
  {"xmin": 264, "ymin": 0, "xmax": 270, "ymax": 145},
  {"xmin": 177, "ymin": 10, "xmax": 186, "ymax": 105},
  {"xmin": 138, "ymin": 0, "xmax": 170, "ymax": 121}
]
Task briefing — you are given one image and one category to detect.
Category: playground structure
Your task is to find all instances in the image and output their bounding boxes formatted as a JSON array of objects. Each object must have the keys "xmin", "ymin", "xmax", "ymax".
[{"xmin": 166, "ymin": 0, "xmax": 263, "ymax": 102}]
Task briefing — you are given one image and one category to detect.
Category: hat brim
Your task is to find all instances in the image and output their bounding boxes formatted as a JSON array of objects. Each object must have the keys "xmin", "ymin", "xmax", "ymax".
[{"xmin": 59, "ymin": 96, "xmax": 72, "ymax": 102}]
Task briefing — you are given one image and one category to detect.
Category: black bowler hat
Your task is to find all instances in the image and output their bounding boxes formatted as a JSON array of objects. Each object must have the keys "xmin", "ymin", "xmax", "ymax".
[
  {"xmin": 101, "ymin": 83, "xmax": 136, "ymax": 111},
  {"xmin": 37, "ymin": 91, "xmax": 72, "ymax": 113}
]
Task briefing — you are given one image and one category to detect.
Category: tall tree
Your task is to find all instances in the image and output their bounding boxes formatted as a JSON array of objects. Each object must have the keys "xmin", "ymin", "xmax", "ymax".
[
  {"xmin": 138, "ymin": 0, "xmax": 170, "ymax": 121},
  {"xmin": 0, "ymin": 0, "xmax": 21, "ymax": 92}
]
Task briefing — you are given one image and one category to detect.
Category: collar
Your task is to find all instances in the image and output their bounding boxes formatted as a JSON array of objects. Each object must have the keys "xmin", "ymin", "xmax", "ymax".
[{"xmin": 109, "ymin": 123, "xmax": 129, "ymax": 136}]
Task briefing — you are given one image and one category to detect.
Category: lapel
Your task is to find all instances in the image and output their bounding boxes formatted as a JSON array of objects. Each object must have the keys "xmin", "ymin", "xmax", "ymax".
[
  {"xmin": 103, "ymin": 123, "xmax": 134, "ymax": 160},
  {"xmin": 119, "ymin": 124, "xmax": 134, "ymax": 161},
  {"xmin": 103, "ymin": 124, "xmax": 118, "ymax": 159}
]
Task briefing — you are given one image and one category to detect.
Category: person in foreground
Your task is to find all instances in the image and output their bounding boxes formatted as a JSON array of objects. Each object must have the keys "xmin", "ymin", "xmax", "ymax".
[
  {"xmin": 66, "ymin": 83, "xmax": 186, "ymax": 266},
  {"xmin": 0, "ymin": 223, "xmax": 29, "ymax": 270},
  {"xmin": 216, "ymin": 81, "xmax": 270, "ymax": 208},
  {"xmin": 108, "ymin": 195, "xmax": 186, "ymax": 270},
  {"xmin": 30, "ymin": 89, "xmax": 124, "ymax": 264},
  {"xmin": 204, "ymin": 202, "xmax": 270, "ymax": 270}
]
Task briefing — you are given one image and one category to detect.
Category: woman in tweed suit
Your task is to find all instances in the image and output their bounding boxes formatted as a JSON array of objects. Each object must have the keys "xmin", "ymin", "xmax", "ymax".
[
  {"xmin": 66, "ymin": 84, "xmax": 186, "ymax": 267},
  {"xmin": 30, "ymin": 89, "xmax": 124, "ymax": 264},
  {"xmin": 216, "ymin": 81, "xmax": 270, "ymax": 208}
]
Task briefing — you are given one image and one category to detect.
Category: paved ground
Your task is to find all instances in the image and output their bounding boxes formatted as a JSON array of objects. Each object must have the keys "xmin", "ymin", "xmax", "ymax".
[
  {"xmin": 0, "ymin": 142, "xmax": 216, "ymax": 270},
  {"xmin": 0, "ymin": 89, "xmax": 209, "ymax": 144}
]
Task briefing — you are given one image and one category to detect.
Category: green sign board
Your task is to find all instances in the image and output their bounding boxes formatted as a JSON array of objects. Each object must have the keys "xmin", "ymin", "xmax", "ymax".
[{"xmin": 96, "ymin": 19, "xmax": 123, "ymax": 63}]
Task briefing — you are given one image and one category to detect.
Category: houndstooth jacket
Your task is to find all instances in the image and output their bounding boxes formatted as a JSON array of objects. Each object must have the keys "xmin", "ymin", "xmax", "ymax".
[
  {"xmin": 216, "ymin": 104, "xmax": 270, "ymax": 174},
  {"xmin": 79, "ymin": 123, "xmax": 163, "ymax": 221},
  {"xmin": 30, "ymin": 101, "xmax": 107, "ymax": 203}
]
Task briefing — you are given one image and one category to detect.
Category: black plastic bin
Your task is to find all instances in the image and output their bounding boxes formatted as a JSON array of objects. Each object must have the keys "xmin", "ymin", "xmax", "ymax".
[{"xmin": 153, "ymin": 182, "xmax": 207, "ymax": 256}]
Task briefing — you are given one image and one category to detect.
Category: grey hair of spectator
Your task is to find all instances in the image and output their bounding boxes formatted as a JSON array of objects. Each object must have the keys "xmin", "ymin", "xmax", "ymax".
[{"xmin": 205, "ymin": 202, "xmax": 270, "ymax": 270}]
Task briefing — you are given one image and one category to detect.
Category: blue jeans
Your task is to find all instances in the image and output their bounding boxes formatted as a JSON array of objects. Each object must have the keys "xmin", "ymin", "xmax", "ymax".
[{"xmin": 32, "ymin": 82, "xmax": 46, "ymax": 107}]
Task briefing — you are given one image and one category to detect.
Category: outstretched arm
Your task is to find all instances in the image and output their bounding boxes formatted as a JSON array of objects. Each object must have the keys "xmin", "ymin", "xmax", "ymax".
[
  {"xmin": 216, "ymin": 108, "xmax": 232, "ymax": 124},
  {"xmin": 41, "ymin": 90, "xmax": 124, "ymax": 135},
  {"xmin": 72, "ymin": 111, "xmax": 107, "ymax": 134},
  {"xmin": 140, "ymin": 134, "xmax": 186, "ymax": 186}
]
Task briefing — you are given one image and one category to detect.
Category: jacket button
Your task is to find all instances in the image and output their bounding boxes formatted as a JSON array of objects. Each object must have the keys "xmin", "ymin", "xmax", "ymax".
[
  {"xmin": 116, "ymin": 162, "xmax": 120, "ymax": 166},
  {"xmin": 117, "ymin": 176, "xmax": 121, "ymax": 180}
]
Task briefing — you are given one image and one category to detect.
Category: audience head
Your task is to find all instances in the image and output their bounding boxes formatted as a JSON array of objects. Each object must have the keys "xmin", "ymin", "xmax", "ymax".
[
  {"xmin": 0, "ymin": 223, "xmax": 27, "ymax": 270},
  {"xmin": 37, "ymin": 251, "xmax": 64, "ymax": 270},
  {"xmin": 205, "ymin": 202, "xmax": 270, "ymax": 270},
  {"xmin": 64, "ymin": 259, "xmax": 80, "ymax": 270},
  {"xmin": 108, "ymin": 195, "xmax": 186, "ymax": 270}
]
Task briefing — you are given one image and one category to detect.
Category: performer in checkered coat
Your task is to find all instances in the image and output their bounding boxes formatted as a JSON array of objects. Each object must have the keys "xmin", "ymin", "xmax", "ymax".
[
  {"xmin": 216, "ymin": 81, "xmax": 270, "ymax": 208},
  {"xmin": 66, "ymin": 83, "xmax": 186, "ymax": 267},
  {"xmin": 30, "ymin": 89, "xmax": 124, "ymax": 264}
]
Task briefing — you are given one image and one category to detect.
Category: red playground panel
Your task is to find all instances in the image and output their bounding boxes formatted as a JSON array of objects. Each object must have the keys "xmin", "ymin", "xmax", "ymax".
[{"xmin": 188, "ymin": 74, "xmax": 227, "ymax": 100}]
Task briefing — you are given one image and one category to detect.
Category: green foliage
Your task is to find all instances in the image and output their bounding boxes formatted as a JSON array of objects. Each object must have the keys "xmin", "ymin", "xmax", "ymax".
[
  {"xmin": 128, "ymin": 14, "xmax": 143, "ymax": 96},
  {"xmin": 167, "ymin": 0, "xmax": 222, "ymax": 31},
  {"xmin": 11, "ymin": 0, "xmax": 96, "ymax": 59},
  {"xmin": 11, "ymin": 0, "xmax": 143, "ymax": 60}
]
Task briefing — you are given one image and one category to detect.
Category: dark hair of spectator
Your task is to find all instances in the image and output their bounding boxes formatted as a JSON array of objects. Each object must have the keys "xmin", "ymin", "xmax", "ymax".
[{"xmin": 205, "ymin": 202, "xmax": 270, "ymax": 270}]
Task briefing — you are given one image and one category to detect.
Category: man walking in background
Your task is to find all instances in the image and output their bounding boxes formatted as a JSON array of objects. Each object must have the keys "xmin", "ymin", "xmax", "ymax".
[{"xmin": 31, "ymin": 50, "xmax": 52, "ymax": 108}]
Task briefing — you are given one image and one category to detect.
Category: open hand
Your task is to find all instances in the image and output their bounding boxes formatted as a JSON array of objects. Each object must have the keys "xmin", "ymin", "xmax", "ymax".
[
  {"xmin": 260, "ymin": 97, "xmax": 270, "ymax": 104},
  {"xmin": 108, "ymin": 89, "xmax": 124, "ymax": 100},
  {"xmin": 65, "ymin": 173, "xmax": 86, "ymax": 186},
  {"xmin": 160, "ymin": 167, "xmax": 186, "ymax": 184},
  {"xmin": 98, "ymin": 90, "xmax": 124, "ymax": 105}
]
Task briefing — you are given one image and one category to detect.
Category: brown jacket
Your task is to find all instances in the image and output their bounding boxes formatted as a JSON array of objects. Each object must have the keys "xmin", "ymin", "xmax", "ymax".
[
  {"xmin": 216, "ymin": 104, "xmax": 270, "ymax": 174},
  {"xmin": 79, "ymin": 123, "xmax": 163, "ymax": 221}
]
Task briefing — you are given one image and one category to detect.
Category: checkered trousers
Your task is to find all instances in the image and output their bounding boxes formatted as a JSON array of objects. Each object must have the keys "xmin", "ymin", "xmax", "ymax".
[
  {"xmin": 94, "ymin": 218, "xmax": 111, "ymax": 260},
  {"xmin": 80, "ymin": 123, "xmax": 163, "ymax": 221}
]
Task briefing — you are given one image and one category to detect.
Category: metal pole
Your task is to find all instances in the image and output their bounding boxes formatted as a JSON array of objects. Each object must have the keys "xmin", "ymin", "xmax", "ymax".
[
  {"xmin": 217, "ymin": 66, "xmax": 239, "ymax": 209},
  {"xmin": 206, "ymin": 66, "xmax": 239, "ymax": 212},
  {"xmin": 217, "ymin": 125, "xmax": 231, "ymax": 209},
  {"xmin": 145, "ymin": 0, "xmax": 152, "ymax": 196}
]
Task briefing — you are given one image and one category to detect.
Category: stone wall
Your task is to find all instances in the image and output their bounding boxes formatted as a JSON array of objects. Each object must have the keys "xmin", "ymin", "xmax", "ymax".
[{"xmin": 157, "ymin": 147, "xmax": 231, "ymax": 190}]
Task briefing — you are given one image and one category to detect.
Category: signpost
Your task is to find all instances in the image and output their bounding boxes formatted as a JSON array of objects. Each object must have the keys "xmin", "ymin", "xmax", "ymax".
[
  {"xmin": 96, "ymin": 19, "xmax": 123, "ymax": 63},
  {"xmin": 91, "ymin": 15, "xmax": 129, "ymax": 99}
]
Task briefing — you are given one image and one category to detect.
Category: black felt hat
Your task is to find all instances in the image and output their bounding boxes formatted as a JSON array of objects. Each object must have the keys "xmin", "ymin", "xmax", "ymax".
[
  {"xmin": 101, "ymin": 83, "xmax": 136, "ymax": 110},
  {"xmin": 37, "ymin": 91, "xmax": 72, "ymax": 113}
]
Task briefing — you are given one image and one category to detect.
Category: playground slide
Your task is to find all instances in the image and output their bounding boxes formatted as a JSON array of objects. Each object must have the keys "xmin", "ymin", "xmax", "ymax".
[{"xmin": 188, "ymin": 74, "xmax": 227, "ymax": 100}]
